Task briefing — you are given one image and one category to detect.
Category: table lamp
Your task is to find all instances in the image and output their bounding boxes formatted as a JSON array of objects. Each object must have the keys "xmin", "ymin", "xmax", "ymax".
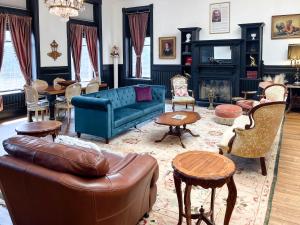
[{"xmin": 288, "ymin": 44, "xmax": 300, "ymax": 85}]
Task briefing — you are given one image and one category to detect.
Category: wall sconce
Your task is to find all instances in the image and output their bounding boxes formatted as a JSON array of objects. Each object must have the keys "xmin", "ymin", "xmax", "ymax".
[
  {"xmin": 288, "ymin": 44, "xmax": 300, "ymax": 85},
  {"xmin": 47, "ymin": 40, "xmax": 62, "ymax": 61}
]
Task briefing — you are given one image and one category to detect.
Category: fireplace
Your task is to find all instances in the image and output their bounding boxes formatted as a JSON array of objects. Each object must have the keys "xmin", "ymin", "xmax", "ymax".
[{"xmin": 199, "ymin": 79, "xmax": 232, "ymax": 103}]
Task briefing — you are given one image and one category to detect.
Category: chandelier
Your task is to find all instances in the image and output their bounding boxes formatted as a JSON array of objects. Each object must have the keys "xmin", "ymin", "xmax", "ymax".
[{"xmin": 44, "ymin": 0, "xmax": 85, "ymax": 21}]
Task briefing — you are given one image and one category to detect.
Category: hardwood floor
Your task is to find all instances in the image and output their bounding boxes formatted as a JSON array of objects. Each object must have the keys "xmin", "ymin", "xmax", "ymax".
[
  {"xmin": 268, "ymin": 112, "xmax": 300, "ymax": 225},
  {"xmin": 0, "ymin": 112, "xmax": 299, "ymax": 225}
]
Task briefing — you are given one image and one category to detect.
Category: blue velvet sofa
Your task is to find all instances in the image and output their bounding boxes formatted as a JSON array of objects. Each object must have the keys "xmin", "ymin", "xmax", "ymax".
[{"xmin": 71, "ymin": 85, "xmax": 165, "ymax": 143}]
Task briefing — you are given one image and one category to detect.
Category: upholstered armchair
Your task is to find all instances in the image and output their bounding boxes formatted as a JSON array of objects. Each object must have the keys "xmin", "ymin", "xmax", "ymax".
[
  {"xmin": 236, "ymin": 84, "xmax": 287, "ymax": 112},
  {"xmin": 218, "ymin": 101, "xmax": 286, "ymax": 175},
  {"xmin": 171, "ymin": 74, "xmax": 195, "ymax": 111}
]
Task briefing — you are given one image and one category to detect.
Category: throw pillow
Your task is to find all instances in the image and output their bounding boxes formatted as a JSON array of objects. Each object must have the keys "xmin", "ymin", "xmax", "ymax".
[
  {"xmin": 174, "ymin": 84, "xmax": 189, "ymax": 97},
  {"xmin": 134, "ymin": 86, "xmax": 153, "ymax": 102}
]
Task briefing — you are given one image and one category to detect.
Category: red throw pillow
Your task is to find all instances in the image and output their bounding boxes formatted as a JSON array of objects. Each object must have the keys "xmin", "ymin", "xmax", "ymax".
[{"xmin": 134, "ymin": 86, "xmax": 153, "ymax": 102}]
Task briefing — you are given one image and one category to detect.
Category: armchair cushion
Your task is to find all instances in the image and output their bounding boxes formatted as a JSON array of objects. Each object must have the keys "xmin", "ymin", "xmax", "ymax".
[
  {"xmin": 3, "ymin": 136, "xmax": 109, "ymax": 178},
  {"xmin": 174, "ymin": 83, "xmax": 189, "ymax": 97},
  {"xmin": 219, "ymin": 115, "xmax": 251, "ymax": 149},
  {"xmin": 172, "ymin": 96, "xmax": 195, "ymax": 103}
]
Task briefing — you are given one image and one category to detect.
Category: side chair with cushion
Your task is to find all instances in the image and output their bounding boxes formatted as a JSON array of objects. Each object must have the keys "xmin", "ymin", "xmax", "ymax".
[
  {"xmin": 0, "ymin": 135, "xmax": 159, "ymax": 225},
  {"xmin": 236, "ymin": 84, "xmax": 287, "ymax": 112},
  {"xmin": 85, "ymin": 81, "xmax": 99, "ymax": 94},
  {"xmin": 171, "ymin": 74, "xmax": 195, "ymax": 111},
  {"xmin": 55, "ymin": 83, "xmax": 81, "ymax": 123},
  {"xmin": 218, "ymin": 101, "xmax": 286, "ymax": 175},
  {"xmin": 24, "ymin": 85, "xmax": 49, "ymax": 122}
]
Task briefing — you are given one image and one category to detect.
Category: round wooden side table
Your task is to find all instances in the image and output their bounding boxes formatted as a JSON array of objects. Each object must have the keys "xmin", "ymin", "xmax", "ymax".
[
  {"xmin": 15, "ymin": 121, "xmax": 62, "ymax": 141},
  {"xmin": 172, "ymin": 151, "xmax": 237, "ymax": 225}
]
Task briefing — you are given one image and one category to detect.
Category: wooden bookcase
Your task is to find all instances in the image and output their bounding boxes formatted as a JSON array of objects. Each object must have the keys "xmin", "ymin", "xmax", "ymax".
[
  {"xmin": 239, "ymin": 23, "xmax": 265, "ymax": 80},
  {"xmin": 178, "ymin": 27, "xmax": 201, "ymax": 75}
]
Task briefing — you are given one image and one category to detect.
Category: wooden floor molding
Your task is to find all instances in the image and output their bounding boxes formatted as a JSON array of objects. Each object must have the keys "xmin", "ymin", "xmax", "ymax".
[
  {"xmin": 0, "ymin": 112, "xmax": 299, "ymax": 224},
  {"xmin": 268, "ymin": 112, "xmax": 300, "ymax": 225}
]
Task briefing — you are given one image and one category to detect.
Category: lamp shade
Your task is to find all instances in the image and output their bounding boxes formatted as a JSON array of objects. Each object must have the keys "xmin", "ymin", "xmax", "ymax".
[{"xmin": 288, "ymin": 44, "xmax": 300, "ymax": 60}]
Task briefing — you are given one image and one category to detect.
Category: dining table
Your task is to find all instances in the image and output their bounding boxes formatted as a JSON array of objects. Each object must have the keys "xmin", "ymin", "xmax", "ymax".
[{"xmin": 39, "ymin": 81, "xmax": 108, "ymax": 120}]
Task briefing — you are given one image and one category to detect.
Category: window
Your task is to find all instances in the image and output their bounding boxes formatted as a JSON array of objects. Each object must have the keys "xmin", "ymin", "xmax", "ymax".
[
  {"xmin": 71, "ymin": 36, "xmax": 94, "ymax": 82},
  {"xmin": 132, "ymin": 37, "xmax": 151, "ymax": 78},
  {"xmin": 0, "ymin": 30, "xmax": 24, "ymax": 92},
  {"xmin": 123, "ymin": 5, "xmax": 153, "ymax": 80}
]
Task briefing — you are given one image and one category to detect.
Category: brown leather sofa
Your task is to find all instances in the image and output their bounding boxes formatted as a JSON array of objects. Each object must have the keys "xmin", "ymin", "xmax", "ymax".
[{"xmin": 0, "ymin": 136, "xmax": 159, "ymax": 225}]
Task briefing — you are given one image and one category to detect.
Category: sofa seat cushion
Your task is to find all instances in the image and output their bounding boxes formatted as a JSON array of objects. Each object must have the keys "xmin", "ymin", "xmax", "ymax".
[
  {"xmin": 114, "ymin": 107, "xmax": 144, "ymax": 128},
  {"xmin": 127, "ymin": 101, "xmax": 163, "ymax": 114},
  {"xmin": 3, "ymin": 136, "xmax": 109, "ymax": 178}
]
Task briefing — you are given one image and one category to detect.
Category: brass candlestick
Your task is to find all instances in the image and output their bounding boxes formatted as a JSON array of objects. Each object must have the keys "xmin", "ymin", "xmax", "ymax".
[{"xmin": 208, "ymin": 89, "xmax": 215, "ymax": 110}]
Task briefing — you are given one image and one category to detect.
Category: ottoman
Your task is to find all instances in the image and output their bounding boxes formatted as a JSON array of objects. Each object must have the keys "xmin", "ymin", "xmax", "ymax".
[{"xmin": 214, "ymin": 104, "xmax": 243, "ymax": 126}]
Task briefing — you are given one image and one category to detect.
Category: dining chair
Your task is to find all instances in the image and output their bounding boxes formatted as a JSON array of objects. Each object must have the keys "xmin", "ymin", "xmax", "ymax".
[
  {"xmin": 55, "ymin": 83, "xmax": 81, "ymax": 123},
  {"xmin": 53, "ymin": 78, "xmax": 66, "ymax": 91},
  {"xmin": 32, "ymin": 79, "xmax": 49, "ymax": 101},
  {"xmin": 85, "ymin": 81, "xmax": 99, "ymax": 94},
  {"xmin": 24, "ymin": 85, "xmax": 49, "ymax": 122}
]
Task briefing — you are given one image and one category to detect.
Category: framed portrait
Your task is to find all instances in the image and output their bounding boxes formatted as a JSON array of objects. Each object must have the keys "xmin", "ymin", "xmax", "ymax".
[
  {"xmin": 209, "ymin": 2, "xmax": 230, "ymax": 34},
  {"xmin": 159, "ymin": 37, "xmax": 176, "ymax": 59},
  {"xmin": 271, "ymin": 14, "xmax": 300, "ymax": 39}
]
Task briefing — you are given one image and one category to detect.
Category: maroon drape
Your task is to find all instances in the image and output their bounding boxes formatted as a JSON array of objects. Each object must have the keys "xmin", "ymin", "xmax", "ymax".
[
  {"xmin": 84, "ymin": 26, "xmax": 99, "ymax": 78},
  {"xmin": 0, "ymin": 14, "xmax": 6, "ymax": 71},
  {"xmin": 70, "ymin": 24, "xmax": 83, "ymax": 82},
  {"xmin": 0, "ymin": 14, "xmax": 6, "ymax": 111},
  {"xmin": 128, "ymin": 13, "xmax": 149, "ymax": 78},
  {"xmin": 8, "ymin": 15, "xmax": 32, "ymax": 85}
]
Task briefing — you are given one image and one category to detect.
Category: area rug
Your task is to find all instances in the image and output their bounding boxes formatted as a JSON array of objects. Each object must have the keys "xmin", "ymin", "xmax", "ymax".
[{"xmin": 0, "ymin": 105, "xmax": 282, "ymax": 225}]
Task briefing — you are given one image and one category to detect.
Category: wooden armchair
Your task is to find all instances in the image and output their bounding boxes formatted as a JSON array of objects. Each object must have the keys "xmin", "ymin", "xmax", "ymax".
[
  {"xmin": 218, "ymin": 101, "xmax": 286, "ymax": 175},
  {"xmin": 171, "ymin": 74, "xmax": 195, "ymax": 111}
]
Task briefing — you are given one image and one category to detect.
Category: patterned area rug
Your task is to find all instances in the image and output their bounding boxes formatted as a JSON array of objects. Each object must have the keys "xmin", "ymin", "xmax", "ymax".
[{"xmin": 0, "ymin": 105, "xmax": 282, "ymax": 225}]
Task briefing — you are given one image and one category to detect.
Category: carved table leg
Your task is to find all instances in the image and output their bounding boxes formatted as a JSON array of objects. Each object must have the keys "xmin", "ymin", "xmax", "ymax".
[
  {"xmin": 184, "ymin": 128, "xmax": 200, "ymax": 137},
  {"xmin": 155, "ymin": 126, "xmax": 173, "ymax": 143},
  {"xmin": 184, "ymin": 184, "xmax": 192, "ymax": 225},
  {"xmin": 210, "ymin": 188, "xmax": 215, "ymax": 223},
  {"xmin": 224, "ymin": 176, "xmax": 237, "ymax": 225},
  {"xmin": 174, "ymin": 173, "xmax": 183, "ymax": 225}
]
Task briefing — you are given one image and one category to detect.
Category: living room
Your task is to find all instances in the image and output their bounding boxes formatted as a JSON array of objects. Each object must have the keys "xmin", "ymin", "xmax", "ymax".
[{"xmin": 0, "ymin": 0, "xmax": 299, "ymax": 224}]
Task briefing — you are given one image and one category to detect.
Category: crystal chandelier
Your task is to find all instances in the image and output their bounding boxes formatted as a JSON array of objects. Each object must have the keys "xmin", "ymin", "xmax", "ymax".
[{"xmin": 44, "ymin": 0, "xmax": 85, "ymax": 21}]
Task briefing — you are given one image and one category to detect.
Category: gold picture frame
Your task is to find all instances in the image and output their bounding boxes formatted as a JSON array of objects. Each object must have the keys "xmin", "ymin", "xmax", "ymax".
[
  {"xmin": 159, "ymin": 37, "xmax": 176, "ymax": 59},
  {"xmin": 271, "ymin": 14, "xmax": 300, "ymax": 39},
  {"xmin": 209, "ymin": 2, "xmax": 230, "ymax": 34}
]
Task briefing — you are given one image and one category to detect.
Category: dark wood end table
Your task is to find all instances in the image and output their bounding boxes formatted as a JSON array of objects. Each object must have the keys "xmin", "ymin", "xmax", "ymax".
[
  {"xmin": 15, "ymin": 121, "xmax": 62, "ymax": 141},
  {"xmin": 172, "ymin": 151, "xmax": 237, "ymax": 225},
  {"xmin": 155, "ymin": 111, "xmax": 200, "ymax": 148}
]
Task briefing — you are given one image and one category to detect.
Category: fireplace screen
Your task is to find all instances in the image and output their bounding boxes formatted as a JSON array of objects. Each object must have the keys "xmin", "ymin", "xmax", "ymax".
[{"xmin": 199, "ymin": 80, "xmax": 232, "ymax": 102}]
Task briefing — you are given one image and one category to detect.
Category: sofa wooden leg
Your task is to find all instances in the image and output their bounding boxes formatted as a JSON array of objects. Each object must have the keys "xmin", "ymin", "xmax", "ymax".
[
  {"xmin": 186, "ymin": 104, "xmax": 188, "ymax": 109},
  {"xmin": 143, "ymin": 213, "xmax": 149, "ymax": 218},
  {"xmin": 77, "ymin": 132, "xmax": 81, "ymax": 138},
  {"xmin": 260, "ymin": 157, "xmax": 267, "ymax": 176},
  {"xmin": 105, "ymin": 138, "xmax": 109, "ymax": 144},
  {"xmin": 172, "ymin": 103, "xmax": 175, "ymax": 112}
]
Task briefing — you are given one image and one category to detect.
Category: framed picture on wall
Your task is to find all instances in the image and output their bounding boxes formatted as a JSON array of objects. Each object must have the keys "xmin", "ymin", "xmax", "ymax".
[
  {"xmin": 209, "ymin": 2, "xmax": 230, "ymax": 34},
  {"xmin": 271, "ymin": 14, "xmax": 300, "ymax": 39},
  {"xmin": 159, "ymin": 37, "xmax": 176, "ymax": 59}
]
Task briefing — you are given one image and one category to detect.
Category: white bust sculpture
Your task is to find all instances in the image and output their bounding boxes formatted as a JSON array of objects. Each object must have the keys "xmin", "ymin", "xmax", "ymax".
[{"xmin": 185, "ymin": 33, "xmax": 192, "ymax": 43}]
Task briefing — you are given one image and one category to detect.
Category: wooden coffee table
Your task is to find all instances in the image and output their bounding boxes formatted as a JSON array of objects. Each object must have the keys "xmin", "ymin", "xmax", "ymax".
[
  {"xmin": 172, "ymin": 151, "xmax": 237, "ymax": 225},
  {"xmin": 155, "ymin": 111, "xmax": 200, "ymax": 148},
  {"xmin": 15, "ymin": 121, "xmax": 62, "ymax": 141}
]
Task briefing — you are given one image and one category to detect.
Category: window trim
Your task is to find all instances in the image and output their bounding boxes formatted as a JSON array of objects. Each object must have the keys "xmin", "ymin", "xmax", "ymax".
[{"xmin": 122, "ymin": 4, "xmax": 153, "ymax": 80}]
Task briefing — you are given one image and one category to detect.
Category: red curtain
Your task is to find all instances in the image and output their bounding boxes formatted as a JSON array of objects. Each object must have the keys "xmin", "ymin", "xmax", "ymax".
[
  {"xmin": 84, "ymin": 26, "xmax": 99, "ymax": 78},
  {"xmin": 0, "ymin": 14, "xmax": 6, "ymax": 112},
  {"xmin": 70, "ymin": 24, "xmax": 83, "ymax": 82},
  {"xmin": 8, "ymin": 15, "xmax": 32, "ymax": 85},
  {"xmin": 128, "ymin": 13, "xmax": 149, "ymax": 78}
]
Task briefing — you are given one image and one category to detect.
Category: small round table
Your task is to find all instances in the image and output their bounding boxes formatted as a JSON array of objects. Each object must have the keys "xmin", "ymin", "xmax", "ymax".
[
  {"xmin": 155, "ymin": 111, "xmax": 200, "ymax": 148},
  {"xmin": 15, "ymin": 121, "xmax": 62, "ymax": 141},
  {"xmin": 172, "ymin": 151, "xmax": 237, "ymax": 225}
]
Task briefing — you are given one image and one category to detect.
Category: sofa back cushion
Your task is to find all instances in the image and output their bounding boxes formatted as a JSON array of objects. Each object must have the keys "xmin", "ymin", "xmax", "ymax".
[
  {"xmin": 3, "ymin": 136, "xmax": 109, "ymax": 177},
  {"xmin": 116, "ymin": 86, "xmax": 136, "ymax": 107},
  {"xmin": 95, "ymin": 89, "xmax": 122, "ymax": 109}
]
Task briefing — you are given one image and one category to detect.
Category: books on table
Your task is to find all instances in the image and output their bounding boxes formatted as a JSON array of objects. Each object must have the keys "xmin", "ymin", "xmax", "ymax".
[{"xmin": 172, "ymin": 115, "xmax": 187, "ymax": 120}]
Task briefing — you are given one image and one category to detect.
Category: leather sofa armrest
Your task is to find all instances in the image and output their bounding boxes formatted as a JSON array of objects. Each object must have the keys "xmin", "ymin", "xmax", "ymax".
[{"xmin": 72, "ymin": 96, "xmax": 111, "ymax": 110}]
